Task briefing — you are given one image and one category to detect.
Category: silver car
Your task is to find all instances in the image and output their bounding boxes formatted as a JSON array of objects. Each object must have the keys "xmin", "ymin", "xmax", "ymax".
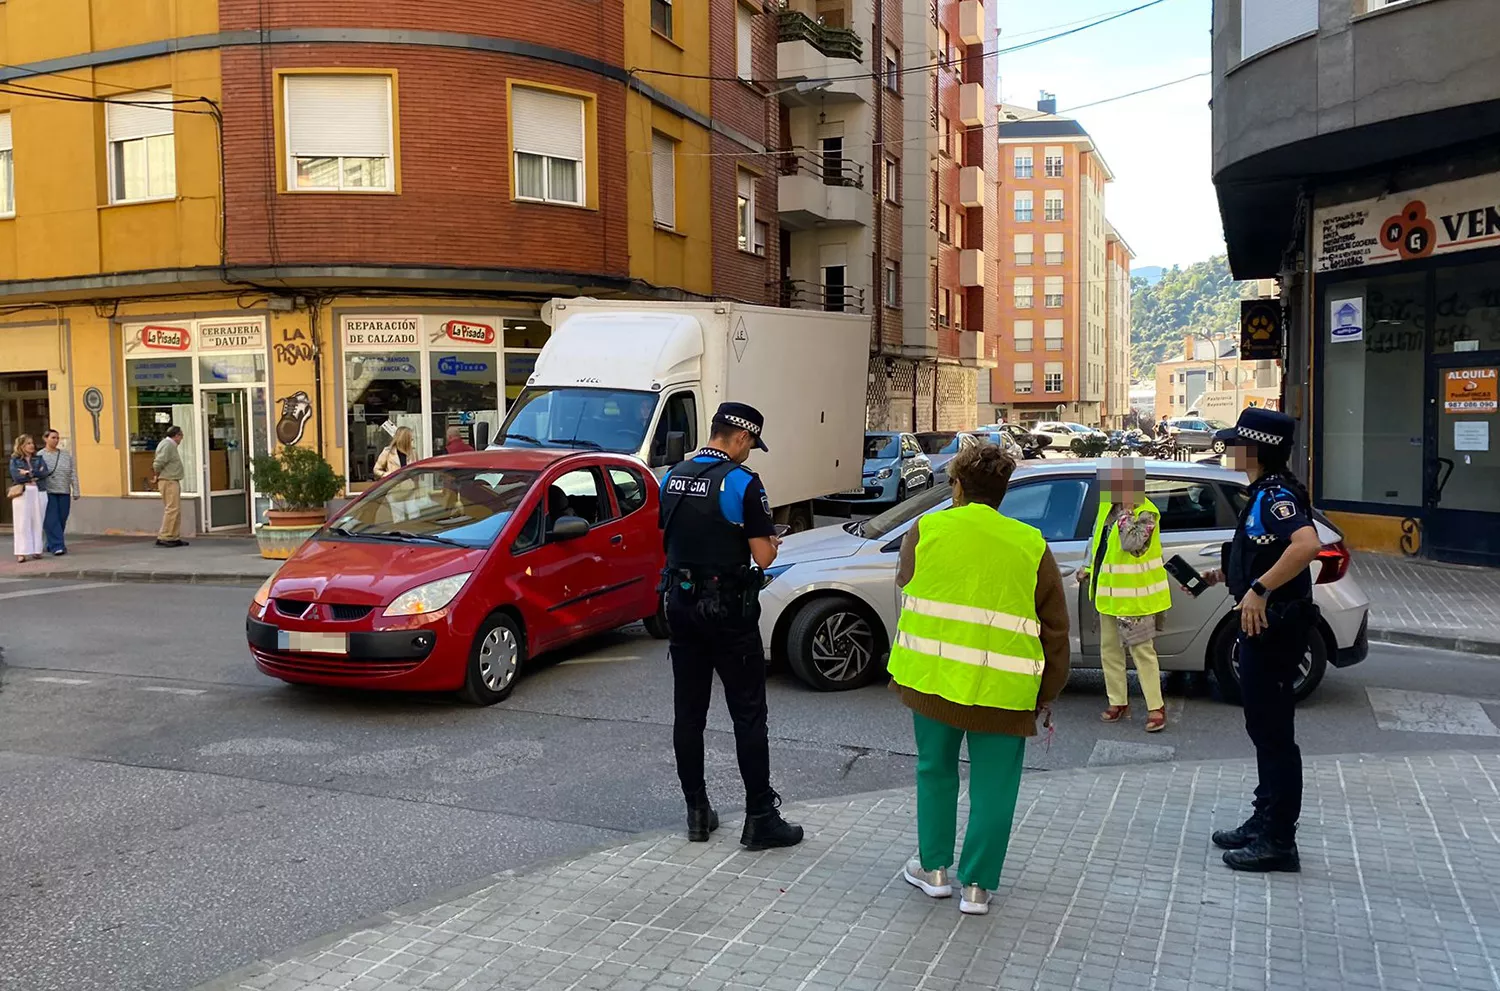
[
  {"xmin": 1164, "ymin": 417, "xmax": 1218, "ymax": 453},
  {"xmin": 760, "ymin": 460, "xmax": 1370, "ymax": 701},
  {"xmin": 914, "ymin": 431, "xmax": 981, "ymax": 486}
]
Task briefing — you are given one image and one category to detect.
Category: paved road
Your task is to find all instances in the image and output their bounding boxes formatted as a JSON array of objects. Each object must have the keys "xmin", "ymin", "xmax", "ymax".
[{"xmin": 4, "ymin": 577, "xmax": 1500, "ymax": 990}]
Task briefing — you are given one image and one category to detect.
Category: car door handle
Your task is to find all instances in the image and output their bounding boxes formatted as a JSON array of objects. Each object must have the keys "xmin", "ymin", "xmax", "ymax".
[
  {"xmin": 1057, "ymin": 565, "xmax": 1077, "ymax": 578},
  {"xmin": 1198, "ymin": 544, "xmax": 1222, "ymax": 558},
  {"xmin": 610, "ymin": 534, "xmax": 623, "ymax": 546}
]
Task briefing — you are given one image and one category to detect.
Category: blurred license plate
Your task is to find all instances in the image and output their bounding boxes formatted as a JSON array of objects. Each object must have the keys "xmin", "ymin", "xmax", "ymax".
[
  {"xmin": 840, "ymin": 487, "xmax": 868, "ymax": 496},
  {"xmin": 277, "ymin": 630, "xmax": 348, "ymax": 654}
]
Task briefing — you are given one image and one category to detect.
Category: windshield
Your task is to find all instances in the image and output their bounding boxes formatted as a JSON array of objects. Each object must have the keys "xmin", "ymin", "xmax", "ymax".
[
  {"xmin": 499, "ymin": 387, "xmax": 656, "ymax": 454},
  {"xmin": 864, "ymin": 434, "xmax": 900, "ymax": 459},
  {"xmin": 915, "ymin": 433, "xmax": 961, "ymax": 456},
  {"xmin": 1067, "ymin": 423, "xmax": 1091, "ymax": 433},
  {"xmin": 328, "ymin": 467, "xmax": 540, "ymax": 547},
  {"xmin": 863, "ymin": 483, "xmax": 951, "ymax": 539}
]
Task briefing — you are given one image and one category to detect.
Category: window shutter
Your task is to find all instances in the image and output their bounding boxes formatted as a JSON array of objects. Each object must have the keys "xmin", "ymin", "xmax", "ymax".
[
  {"xmin": 1014, "ymin": 362, "xmax": 1034, "ymax": 381},
  {"xmin": 1014, "ymin": 234, "xmax": 1033, "ymax": 253},
  {"xmin": 1045, "ymin": 361, "xmax": 1064, "ymax": 376},
  {"xmin": 106, "ymin": 90, "xmax": 175, "ymax": 142},
  {"xmin": 1044, "ymin": 276, "xmax": 1064, "ymax": 295},
  {"xmin": 738, "ymin": 169, "xmax": 754, "ymax": 202},
  {"xmin": 1015, "ymin": 191, "xmax": 1031, "ymax": 207},
  {"xmin": 512, "ymin": 87, "xmax": 586, "ymax": 161},
  {"xmin": 286, "ymin": 76, "xmax": 391, "ymax": 158},
  {"xmin": 651, "ymin": 133, "xmax": 675, "ymax": 227},
  {"xmin": 736, "ymin": 4, "xmax": 755, "ymax": 79},
  {"xmin": 1044, "ymin": 233, "xmax": 1064, "ymax": 252},
  {"xmin": 1014, "ymin": 320, "xmax": 1034, "ymax": 339},
  {"xmin": 1013, "ymin": 146, "xmax": 1032, "ymax": 161},
  {"xmin": 1014, "ymin": 277, "xmax": 1032, "ymax": 294},
  {"xmin": 0, "ymin": 114, "xmax": 11, "ymax": 152}
]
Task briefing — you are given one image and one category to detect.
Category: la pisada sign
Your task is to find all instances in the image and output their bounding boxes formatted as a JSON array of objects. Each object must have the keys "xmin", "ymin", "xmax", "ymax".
[
  {"xmin": 140, "ymin": 324, "xmax": 191, "ymax": 351},
  {"xmin": 1314, "ymin": 171, "xmax": 1500, "ymax": 272}
]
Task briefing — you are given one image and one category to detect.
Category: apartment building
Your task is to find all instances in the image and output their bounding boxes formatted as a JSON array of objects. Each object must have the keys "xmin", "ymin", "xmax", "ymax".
[
  {"xmin": 777, "ymin": 0, "xmax": 997, "ymax": 432},
  {"xmin": 1154, "ymin": 337, "xmax": 1281, "ymax": 421},
  {"xmin": 0, "ymin": 0, "xmax": 778, "ymax": 536},
  {"xmin": 985, "ymin": 99, "xmax": 1128, "ymax": 428}
]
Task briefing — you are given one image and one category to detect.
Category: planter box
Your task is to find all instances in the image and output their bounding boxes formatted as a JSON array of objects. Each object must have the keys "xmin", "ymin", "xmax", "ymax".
[{"xmin": 256, "ymin": 523, "xmax": 321, "ymax": 560}]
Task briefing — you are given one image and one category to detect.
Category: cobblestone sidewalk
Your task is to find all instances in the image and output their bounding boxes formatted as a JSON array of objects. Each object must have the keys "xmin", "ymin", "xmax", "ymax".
[
  {"xmin": 201, "ymin": 753, "xmax": 1500, "ymax": 991},
  {"xmin": 1353, "ymin": 554, "xmax": 1500, "ymax": 654}
]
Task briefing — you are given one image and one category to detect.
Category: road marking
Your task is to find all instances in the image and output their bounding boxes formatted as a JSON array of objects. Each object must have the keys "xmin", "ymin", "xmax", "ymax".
[
  {"xmin": 1087, "ymin": 739, "xmax": 1176, "ymax": 766},
  {"xmin": 31, "ymin": 676, "xmax": 92, "ymax": 685},
  {"xmin": 139, "ymin": 686, "xmax": 207, "ymax": 696},
  {"xmin": 0, "ymin": 581, "xmax": 115, "ymax": 601},
  {"xmin": 1367, "ymin": 687, "xmax": 1500, "ymax": 737},
  {"xmin": 562, "ymin": 654, "xmax": 640, "ymax": 665}
]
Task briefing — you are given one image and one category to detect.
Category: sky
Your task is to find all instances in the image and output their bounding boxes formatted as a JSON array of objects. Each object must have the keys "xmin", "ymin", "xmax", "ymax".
[{"xmin": 995, "ymin": 0, "xmax": 1224, "ymax": 269}]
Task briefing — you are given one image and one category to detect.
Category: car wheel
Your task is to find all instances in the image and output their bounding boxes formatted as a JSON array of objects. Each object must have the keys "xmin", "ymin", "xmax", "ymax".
[
  {"xmin": 1210, "ymin": 620, "xmax": 1329, "ymax": 705},
  {"xmin": 643, "ymin": 594, "xmax": 670, "ymax": 639},
  {"xmin": 785, "ymin": 597, "xmax": 885, "ymax": 692},
  {"xmin": 895, "ymin": 481, "xmax": 907, "ymax": 504},
  {"xmin": 1212, "ymin": 439, "xmax": 1226, "ymax": 455},
  {"xmin": 460, "ymin": 614, "xmax": 525, "ymax": 705},
  {"xmin": 784, "ymin": 503, "xmax": 815, "ymax": 534}
]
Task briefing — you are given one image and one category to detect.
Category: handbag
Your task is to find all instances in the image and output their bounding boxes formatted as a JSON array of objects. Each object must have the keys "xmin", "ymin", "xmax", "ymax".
[
  {"xmin": 6, "ymin": 483, "xmax": 22, "ymax": 500},
  {"xmin": 1116, "ymin": 614, "xmax": 1158, "ymax": 648}
]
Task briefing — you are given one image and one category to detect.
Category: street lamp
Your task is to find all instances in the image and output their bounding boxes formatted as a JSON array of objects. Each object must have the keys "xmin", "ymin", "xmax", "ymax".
[
  {"xmin": 1192, "ymin": 330, "xmax": 1241, "ymax": 416},
  {"xmin": 765, "ymin": 78, "xmax": 834, "ymax": 98}
]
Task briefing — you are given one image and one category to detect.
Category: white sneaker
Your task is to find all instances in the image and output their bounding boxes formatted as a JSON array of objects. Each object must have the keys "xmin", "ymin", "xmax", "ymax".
[
  {"xmin": 959, "ymin": 884, "xmax": 990, "ymax": 915},
  {"xmin": 902, "ymin": 857, "xmax": 952, "ymax": 898}
]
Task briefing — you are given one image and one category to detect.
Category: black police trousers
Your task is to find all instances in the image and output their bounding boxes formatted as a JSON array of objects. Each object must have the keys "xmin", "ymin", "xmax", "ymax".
[
  {"xmin": 1237, "ymin": 613, "xmax": 1310, "ymax": 839},
  {"xmin": 666, "ymin": 588, "xmax": 773, "ymax": 807}
]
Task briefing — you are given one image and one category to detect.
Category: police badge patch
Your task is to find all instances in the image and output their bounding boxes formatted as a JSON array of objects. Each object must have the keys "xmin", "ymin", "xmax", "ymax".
[{"xmin": 1270, "ymin": 500, "xmax": 1296, "ymax": 520}]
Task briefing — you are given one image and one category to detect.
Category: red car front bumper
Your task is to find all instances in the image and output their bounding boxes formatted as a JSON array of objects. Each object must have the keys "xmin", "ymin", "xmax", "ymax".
[{"xmin": 246, "ymin": 608, "xmax": 470, "ymax": 693}]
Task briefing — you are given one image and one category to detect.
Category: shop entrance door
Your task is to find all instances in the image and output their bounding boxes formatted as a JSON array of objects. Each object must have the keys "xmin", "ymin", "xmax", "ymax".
[
  {"xmin": 1424, "ymin": 356, "xmax": 1500, "ymax": 566},
  {"xmin": 202, "ymin": 389, "xmax": 251, "ymax": 531},
  {"xmin": 0, "ymin": 373, "xmax": 49, "ymax": 528}
]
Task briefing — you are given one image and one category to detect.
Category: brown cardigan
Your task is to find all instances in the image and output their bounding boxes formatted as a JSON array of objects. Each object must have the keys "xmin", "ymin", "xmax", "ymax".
[{"xmin": 889, "ymin": 515, "xmax": 1072, "ymax": 737}]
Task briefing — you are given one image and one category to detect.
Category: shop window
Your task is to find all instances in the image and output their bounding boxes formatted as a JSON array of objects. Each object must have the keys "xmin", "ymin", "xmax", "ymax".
[
  {"xmin": 284, "ymin": 74, "xmax": 395, "ymax": 192},
  {"xmin": 1320, "ymin": 273, "xmax": 1426, "ymax": 506},
  {"xmin": 1435, "ymin": 259, "xmax": 1500, "ymax": 355},
  {"xmin": 512, "ymin": 87, "xmax": 587, "ymax": 207},
  {"xmin": 429, "ymin": 350, "xmax": 499, "ymax": 457},
  {"xmin": 0, "ymin": 113, "xmax": 12, "ymax": 216},
  {"xmin": 125, "ymin": 355, "xmax": 198, "ymax": 494},
  {"xmin": 106, "ymin": 90, "xmax": 176, "ymax": 204},
  {"xmin": 345, "ymin": 351, "xmax": 422, "ymax": 486}
]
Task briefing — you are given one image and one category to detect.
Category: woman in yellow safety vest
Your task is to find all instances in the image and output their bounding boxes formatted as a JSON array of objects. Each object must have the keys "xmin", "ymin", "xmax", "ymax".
[
  {"xmin": 1078, "ymin": 458, "xmax": 1173, "ymax": 732},
  {"xmin": 888, "ymin": 444, "xmax": 1071, "ymax": 916}
]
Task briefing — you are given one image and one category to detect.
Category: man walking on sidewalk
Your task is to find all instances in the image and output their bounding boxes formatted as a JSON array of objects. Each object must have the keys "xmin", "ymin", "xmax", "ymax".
[
  {"xmin": 151, "ymin": 426, "xmax": 189, "ymax": 548},
  {"xmin": 39, "ymin": 429, "xmax": 81, "ymax": 556}
]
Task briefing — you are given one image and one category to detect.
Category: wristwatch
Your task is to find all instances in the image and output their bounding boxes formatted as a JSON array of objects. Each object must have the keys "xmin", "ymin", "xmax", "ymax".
[{"xmin": 1250, "ymin": 579, "xmax": 1269, "ymax": 598}]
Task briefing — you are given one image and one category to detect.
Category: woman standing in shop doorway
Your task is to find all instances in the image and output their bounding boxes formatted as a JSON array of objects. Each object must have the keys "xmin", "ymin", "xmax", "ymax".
[
  {"xmin": 9, "ymin": 433, "xmax": 51, "ymax": 562},
  {"xmin": 372, "ymin": 426, "xmax": 415, "ymax": 480}
]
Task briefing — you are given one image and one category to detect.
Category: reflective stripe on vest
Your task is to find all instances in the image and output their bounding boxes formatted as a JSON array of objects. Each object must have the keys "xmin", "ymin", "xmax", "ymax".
[
  {"xmin": 886, "ymin": 502, "xmax": 1047, "ymax": 712},
  {"xmin": 1088, "ymin": 496, "xmax": 1172, "ymax": 617}
]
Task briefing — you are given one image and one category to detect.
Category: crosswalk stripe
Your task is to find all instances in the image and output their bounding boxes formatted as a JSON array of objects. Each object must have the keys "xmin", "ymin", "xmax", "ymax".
[
  {"xmin": 31, "ymin": 676, "xmax": 92, "ymax": 685},
  {"xmin": 139, "ymin": 686, "xmax": 208, "ymax": 696},
  {"xmin": 0, "ymin": 582, "xmax": 115, "ymax": 601}
]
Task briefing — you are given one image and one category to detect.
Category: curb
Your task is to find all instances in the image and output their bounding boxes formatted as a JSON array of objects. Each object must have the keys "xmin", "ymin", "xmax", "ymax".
[
  {"xmin": 6, "ymin": 567, "xmax": 269, "ymax": 587},
  {"xmin": 1369, "ymin": 626, "xmax": 1500, "ymax": 657}
]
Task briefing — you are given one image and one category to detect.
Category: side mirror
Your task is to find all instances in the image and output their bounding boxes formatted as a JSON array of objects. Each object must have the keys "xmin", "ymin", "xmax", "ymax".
[
  {"xmin": 664, "ymin": 431, "xmax": 687, "ymax": 466},
  {"xmin": 475, "ymin": 422, "xmax": 491, "ymax": 450},
  {"xmin": 550, "ymin": 516, "xmax": 590, "ymax": 541}
]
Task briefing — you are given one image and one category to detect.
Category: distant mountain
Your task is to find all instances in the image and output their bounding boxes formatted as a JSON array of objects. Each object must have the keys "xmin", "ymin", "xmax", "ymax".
[
  {"xmin": 1130, "ymin": 256, "xmax": 1253, "ymax": 380},
  {"xmin": 1132, "ymin": 265, "xmax": 1165, "ymax": 286}
]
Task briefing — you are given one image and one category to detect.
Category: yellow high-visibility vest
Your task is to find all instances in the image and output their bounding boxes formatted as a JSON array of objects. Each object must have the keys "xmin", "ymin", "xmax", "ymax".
[
  {"xmin": 1088, "ymin": 496, "xmax": 1172, "ymax": 617},
  {"xmin": 886, "ymin": 503, "xmax": 1047, "ymax": 711}
]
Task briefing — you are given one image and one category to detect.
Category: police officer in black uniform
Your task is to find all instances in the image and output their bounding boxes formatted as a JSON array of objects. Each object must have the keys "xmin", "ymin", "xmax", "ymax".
[
  {"xmin": 658, "ymin": 402, "xmax": 803, "ymax": 851},
  {"xmin": 1199, "ymin": 408, "xmax": 1323, "ymax": 872}
]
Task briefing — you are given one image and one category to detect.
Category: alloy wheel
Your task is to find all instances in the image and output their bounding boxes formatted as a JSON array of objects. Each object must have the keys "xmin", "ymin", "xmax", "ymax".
[
  {"xmin": 478, "ymin": 626, "xmax": 520, "ymax": 692},
  {"xmin": 810, "ymin": 611, "xmax": 876, "ymax": 684},
  {"xmin": 1230, "ymin": 638, "xmax": 1315, "ymax": 695}
]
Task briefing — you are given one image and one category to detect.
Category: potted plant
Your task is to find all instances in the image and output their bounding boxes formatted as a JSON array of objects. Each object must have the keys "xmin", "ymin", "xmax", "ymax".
[{"xmin": 250, "ymin": 444, "xmax": 344, "ymax": 559}]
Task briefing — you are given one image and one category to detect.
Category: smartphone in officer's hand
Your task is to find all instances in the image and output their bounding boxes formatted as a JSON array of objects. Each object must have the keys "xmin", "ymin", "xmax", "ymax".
[{"xmin": 1164, "ymin": 555, "xmax": 1208, "ymax": 597}]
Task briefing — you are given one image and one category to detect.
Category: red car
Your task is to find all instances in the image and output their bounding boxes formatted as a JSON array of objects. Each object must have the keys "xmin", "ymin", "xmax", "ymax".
[{"xmin": 247, "ymin": 449, "xmax": 666, "ymax": 704}]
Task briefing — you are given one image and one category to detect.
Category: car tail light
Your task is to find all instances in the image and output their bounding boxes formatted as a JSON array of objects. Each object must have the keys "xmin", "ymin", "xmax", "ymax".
[{"xmin": 1316, "ymin": 541, "xmax": 1350, "ymax": 584}]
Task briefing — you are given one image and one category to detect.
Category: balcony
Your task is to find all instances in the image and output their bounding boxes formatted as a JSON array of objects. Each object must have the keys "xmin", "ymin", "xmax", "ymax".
[
  {"xmin": 959, "ymin": 1, "xmax": 985, "ymax": 46},
  {"xmin": 776, "ymin": 8, "xmax": 862, "ymax": 60},
  {"xmin": 781, "ymin": 278, "xmax": 866, "ymax": 314},
  {"xmin": 959, "ymin": 248, "xmax": 985, "ymax": 287},
  {"xmin": 959, "ymin": 166, "xmax": 984, "ymax": 208},
  {"xmin": 778, "ymin": 152, "xmax": 866, "ymax": 230},
  {"xmin": 959, "ymin": 82, "xmax": 984, "ymax": 127},
  {"xmin": 961, "ymin": 330, "xmax": 996, "ymax": 369}
]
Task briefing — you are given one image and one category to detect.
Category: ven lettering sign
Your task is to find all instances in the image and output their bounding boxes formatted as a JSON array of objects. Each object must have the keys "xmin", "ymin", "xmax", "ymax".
[{"xmin": 1314, "ymin": 172, "xmax": 1500, "ymax": 273}]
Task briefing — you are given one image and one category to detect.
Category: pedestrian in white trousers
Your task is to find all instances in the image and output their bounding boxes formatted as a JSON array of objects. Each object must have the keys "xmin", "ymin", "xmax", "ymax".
[{"xmin": 9, "ymin": 433, "xmax": 50, "ymax": 562}]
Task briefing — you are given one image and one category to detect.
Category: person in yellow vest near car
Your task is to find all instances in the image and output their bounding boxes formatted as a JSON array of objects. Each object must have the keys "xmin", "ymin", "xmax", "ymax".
[
  {"xmin": 1079, "ymin": 457, "xmax": 1172, "ymax": 733},
  {"xmin": 889, "ymin": 444, "xmax": 1071, "ymax": 916}
]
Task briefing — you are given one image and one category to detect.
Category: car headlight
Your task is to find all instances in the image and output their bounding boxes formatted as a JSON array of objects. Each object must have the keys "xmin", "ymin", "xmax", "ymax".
[
  {"xmin": 875, "ymin": 467, "xmax": 893, "ymax": 481},
  {"xmin": 762, "ymin": 565, "xmax": 792, "ymax": 587},
  {"xmin": 384, "ymin": 572, "xmax": 473, "ymax": 617},
  {"xmin": 252, "ymin": 574, "xmax": 275, "ymax": 608}
]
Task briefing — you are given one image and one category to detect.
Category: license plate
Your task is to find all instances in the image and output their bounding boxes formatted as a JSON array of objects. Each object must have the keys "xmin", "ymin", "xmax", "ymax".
[
  {"xmin": 840, "ymin": 487, "xmax": 869, "ymax": 496},
  {"xmin": 277, "ymin": 630, "xmax": 348, "ymax": 654}
]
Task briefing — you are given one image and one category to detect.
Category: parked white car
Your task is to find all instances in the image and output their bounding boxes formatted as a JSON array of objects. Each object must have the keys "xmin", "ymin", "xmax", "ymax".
[{"xmin": 759, "ymin": 460, "xmax": 1370, "ymax": 702}]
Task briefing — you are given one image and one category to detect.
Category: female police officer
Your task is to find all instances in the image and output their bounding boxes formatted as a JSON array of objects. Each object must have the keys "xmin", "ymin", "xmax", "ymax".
[{"xmin": 1198, "ymin": 408, "xmax": 1322, "ymax": 872}]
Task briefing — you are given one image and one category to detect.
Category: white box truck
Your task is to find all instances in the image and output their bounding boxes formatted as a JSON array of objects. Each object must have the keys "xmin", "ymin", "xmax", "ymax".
[{"xmin": 487, "ymin": 299, "xmax": 869, "ymax": 531}]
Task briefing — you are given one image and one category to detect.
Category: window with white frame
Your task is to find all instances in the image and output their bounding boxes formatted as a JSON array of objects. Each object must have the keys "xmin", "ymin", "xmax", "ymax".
[
  {"xmin": 652, "ymin": 0, "xmax": 673, "ymax": 37},
  {"xmin": 1013, "ymin": 146, "xmax": 1033, "ymax": 179},
  {"xmin": 939, "ymin": 28, "xmax": 951, "ymax": 66},
  {"xmin": 651, "ymin": 132, "xmax": 676, "ymax": 229},
  {"xmin": 737, "ymin": 169, "xmax": 757, "ymax": 252},
  {"xmin": 884, "ymin": 156, "xmax": 900, "ymax": 203},
  {"xmin": 1044, "ymin": 362, "xmax": 1063, "ymax": 393},
  {"xmin": 1014, "ymin": 190, "xmax": 1032, "ymax": 222},
  {"xmin": 1014, "ymin": 233, "xmax": 1033, "ymax": 266},
  {"xmin": 0, "ymin": 114, "xmax": 13, "ymax": 216},
  {"xmin": 885, "ymin": 259, "xmax": 900, "ymax": 308},
  {"xmin": 938, "ymin": 288, "xmax": 951, "ymax": 326},
  {"xmin": 939, "ymin": 115, "xmax": 950, "ymax": 155},
  {"xmin": 285, "ymin": 75, "xmax": 394, "ymax": 192},
  {"xmin": 1014, "ymin": 362, "xmax": 1034, "ymax": 395},
  {"xmin": 1044, "ymin": 276, "xmax": 1064, "ymax": 308},
  {"xmin": 736, "ymin": 3, "xmax": 754, "ymax": 80},
  {"xmin": 1014, "ymin": 319, "xmax": 1034, "ymax": 352},
  {"xmin": 1013, "ymin": 277, "xmax": 1033, "ymax": 309},
  {"xmin": 1044, "ymin": 232, "xmax": 1064, "ymax": 265},
  {"xmin": 953, "ymin": 211, "xmax": 964, "ymax": 248},
  {"xmin": 884, "ymin": 42, "xmax": 900, "ymax": 92},
  {"xmin": 1044, "ymin": 146, "xmax": 1063, "ymax": 177},
  {"xmin": 106, "ymin": 90, "xmax": 177, "ymax": 203},
  {"xmin": 938, "ymin": 202, "xmax": 950, "ymax": 242},
  {"xmin": 1044, "ymin": 318, "xmax": 1064, "ymax": 350},
  {"xmin": 1044, "ymin": 190, "xmax": 1064, "ymax": 221},
  {"xmin": 513, "ymin": 86, "xmax": 587, "ymax": 206},
  {"xmin": 753, "ymin": 219, "xmax": 767, "ymax": 256},
  {"xmin": 953, "ymin": 293, "xmax": 963, "ymax": 331}
]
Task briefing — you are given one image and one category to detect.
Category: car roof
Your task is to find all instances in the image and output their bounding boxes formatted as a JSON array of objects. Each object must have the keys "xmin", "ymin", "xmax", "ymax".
[
  {"xmin": 1011, "ymin": 458, "xmax": 1250, "ymax": 485},
  {"xmin": 420, "ymin": 448, "xmax": 629, "ymax": 472}
]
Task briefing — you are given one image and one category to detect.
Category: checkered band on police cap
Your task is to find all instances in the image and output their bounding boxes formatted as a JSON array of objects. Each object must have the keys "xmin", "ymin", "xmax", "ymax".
[
  {"xmin": 721, "ymin": 414, "xmax": 761, "ymax": 437},
  {"xmin": 1236, "ymin": 425, "xmax": 1284, "ymax": 446}
]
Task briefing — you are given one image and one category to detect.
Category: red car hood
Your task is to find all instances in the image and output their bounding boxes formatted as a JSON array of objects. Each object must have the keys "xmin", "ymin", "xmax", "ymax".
[{"xmin": 268, "ymin": 537, "xmax": 487, "ymax": 605}]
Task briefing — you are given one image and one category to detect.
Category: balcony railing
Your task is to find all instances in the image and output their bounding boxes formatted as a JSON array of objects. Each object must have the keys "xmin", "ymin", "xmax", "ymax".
[
  {"xmin": 776, "ymin": 7, "xmax": 863, "ymax": 62},
  {"xmin": 780, "ymin": 279, "xmax": 866, "ymax": 313},
  {"xmin": 779, "ymin": 150, "xmax": 864, "ymax": 188}
]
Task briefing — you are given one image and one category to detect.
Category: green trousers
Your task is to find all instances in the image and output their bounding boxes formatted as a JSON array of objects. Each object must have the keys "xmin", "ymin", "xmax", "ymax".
[{"xmin": 913, "ymin": 711, "xmax": 1026, "ymax": 891}]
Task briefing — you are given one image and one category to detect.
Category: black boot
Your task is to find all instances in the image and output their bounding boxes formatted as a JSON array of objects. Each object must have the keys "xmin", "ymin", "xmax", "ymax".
[
  {"xmin": 685, "ymin": 790, "xmax": 719, "ymax": 842},
  {"xmin": 740, "ymin": 790, "xmax": 804, "ymax": 851},
  {"xmin": 1222, "ymin": 832, "xmax": 1300, "ymax": 873},
  {"xmin": 1211, "ymin": 811, "xmax": 1268, "ymax": 850}
]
